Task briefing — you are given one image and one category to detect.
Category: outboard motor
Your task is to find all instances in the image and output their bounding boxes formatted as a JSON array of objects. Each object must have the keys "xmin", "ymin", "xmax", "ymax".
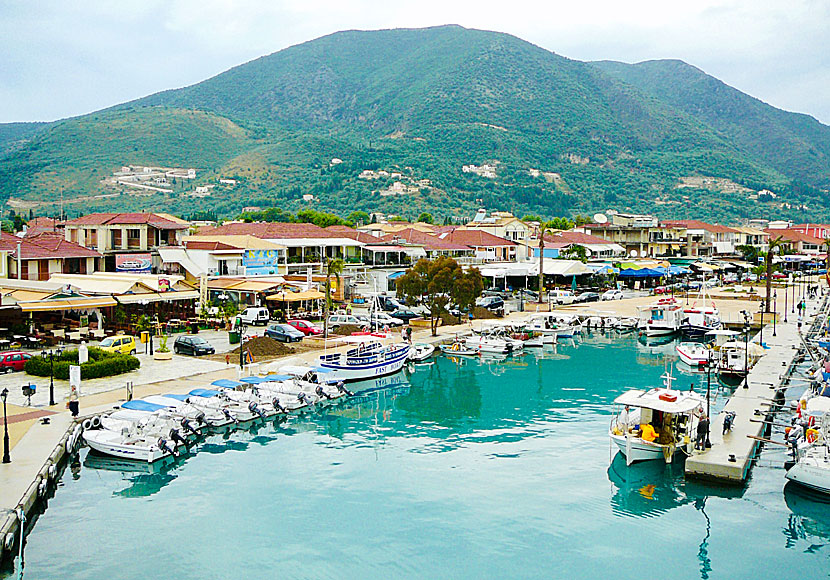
[
  {"xmin": 169, "ymin": 428, "xmax": 189, "ymax": 448},
  {"xmin": 195, "ymin": 411, "xmax": 206, "ymax": 426},
  {"xmin": 222, "ymin": 408, "xmax": 238, "ymax": 424},
  {"xmin": 272, "ymin": 398, "xmax": 287, "ymax": 414},
  {"xmin": 335, "ymin": 381, "xmax": 353, "ymax": 396},
  {"xmin": 722, "ymin": 411, "xmax": 736, "ymax": 435},
  {"xmin": 316, "ymin": 385, "xmax": 333, "ymax": 400},
  {"xmin": 297, "ymin": 391, "xmax": 310, "ymax": 406},
  {"xmin": 157, "ymin": 437, "xmax": 178, "ymax": 457},
  {"xmin": 248, "ymin": 401, "xmax": 266, "ymax": 418},
  {"xmin": 180, "ymin": 417, "xmax": 199, "ymax": 436}
]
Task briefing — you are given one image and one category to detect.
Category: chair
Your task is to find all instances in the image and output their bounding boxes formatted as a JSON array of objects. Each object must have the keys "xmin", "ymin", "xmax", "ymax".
[
  {"xmin": 52, "ymin": 329, "xmax": 65, "ymax": 340},
  {"xmin": 91, "ymin": 329, "xmax": 106, "ymax": 339},
  {"xmin": 68, "ymin": 331, "xmax": 82, "ymax": 342},
  {"xmin": 78, "ymin": 326, "xmax": 89, "ymax": 337}
]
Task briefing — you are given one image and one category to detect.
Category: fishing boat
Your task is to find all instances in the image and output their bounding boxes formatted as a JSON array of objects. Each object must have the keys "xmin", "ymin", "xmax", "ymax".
[
  {"xmin": 439, "ymin": 341, "xmax": 478, "ymax": 357},
  {"xmin": 681, "ymin": 278, "xmax": 722, "ymax": 336},
  {"xmin": 609, "ymin": 371, "xmax": 705, "ymax": 465},
  {"xmin": 408, "ymin": 342, "xmax": 436, "ymax": 362},
  {"xmin": 464, "ymin": 334, "xmax": 514, "ymax": 354},
  {"xmin": 522, "ymin": 313, "xmax": 582, "ymax": 338},
  {"xmin": 637, "ymin": 297, "xmax": 684, "ymax": 337},
  {"xmin": 319, "ymin": 336, "xmax": 411, "ymax": 382},
  {"xmin": 716, "ymin": 340, "xmax": 764, "ymax": 378}
]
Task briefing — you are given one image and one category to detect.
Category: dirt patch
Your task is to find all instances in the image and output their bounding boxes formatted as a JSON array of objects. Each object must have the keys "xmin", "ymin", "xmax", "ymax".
[
  {"xmin": 472, "ymin": 307, "xmax": 500, "ymax": 319},
  {"xmin": 230, "ymin": 336, "xmax": 295, "ymax": 357},
  {"xmin": 333, "ymin": 324, "xmax": 363, "ymax": 336}
]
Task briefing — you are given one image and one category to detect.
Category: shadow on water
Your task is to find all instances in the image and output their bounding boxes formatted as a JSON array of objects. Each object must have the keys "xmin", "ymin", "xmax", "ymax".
[{"xmin": 783, "ymin": 483, "xmax": 830, "ymax": 550}]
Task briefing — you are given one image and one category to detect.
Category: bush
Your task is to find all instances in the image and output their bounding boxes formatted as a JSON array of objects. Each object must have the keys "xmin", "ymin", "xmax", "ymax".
[{"xmin": 24, "ymin": 347, "xmax": 140, "ymax": 379}]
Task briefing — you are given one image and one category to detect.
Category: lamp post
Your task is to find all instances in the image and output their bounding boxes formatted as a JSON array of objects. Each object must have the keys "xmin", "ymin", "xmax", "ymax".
[
  {"xmin": 759, "ymin": 300, "xmax": 765, "ymax": 347},
  {"xmin": 2, "ymin": 387, "xmax": 10, "ymax": 463},
  {"xmin": 773, "ymin": 291, "xmax": 777, "ymax": 337},
  {"xmin": 705, "ymin": 350, "xmax": 712, "ymax": 448},
  {"xmin": 40, "ymin": 348, "xmax": 60, "ymax": 406},
  {"xmin": 742, "ymin": 310, "xmax": 750, "ymax": 390},
  {"xmin": 238, "ymin": 321, "xmax": 248, "ymax": 370},
  {"xmin": 784, "ymin": 278, "xmax": 788, "ymax": 323}
]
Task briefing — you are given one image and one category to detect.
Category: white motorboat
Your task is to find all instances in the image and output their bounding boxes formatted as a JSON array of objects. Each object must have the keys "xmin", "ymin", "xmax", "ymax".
[
  {"xmin": 716, "ymin": 341, "xmax": 764, "ymax": 378},
  {"xmin": 84, "ymin": 428, "xmax": 177, "ymax": 463},
  {"xmin": 610, "ymin": 371, "xmax": 705, "ymax": 465},
  {"xmin": 786, "ymin": 444, "xmax": 830, "ymax": 495},
  {"xmin": 637, "ymin": 298, "xmax": 684, "ymax": 337},
  {"xmin": 522, "ymin": 314, "xmax": 582, "ymax": 338},
  {"xmin": 439, "ymin": 342, "xmax": 479, "ymax": 357},
  {"xmin": 465, "ymin": 334, "xmax": 513, "ymax": 354},
  {"xmin": 238, "ymin": 375, "xmax": 335, "ymax": 407},
  {"xmin": 183, "ymin": 388, "xmax": 261, "ymax": 422},
  {"xmin": 675, "ymin": 342, "xmax": 712, "ymax": 367},
  {"xmin": 681, "ymin": 278, "xmax": 722, "ymax": 336},
  {"xmin": 408, "ymin": 343, "xmax": 436, "ymax": 362},
  {"xmin": 141, "ymin": 394, "xmax": 234, "ymax": 427},
  {"xmin": 319, "ymin": 337, "xmax": 410, "ymax": 382}
]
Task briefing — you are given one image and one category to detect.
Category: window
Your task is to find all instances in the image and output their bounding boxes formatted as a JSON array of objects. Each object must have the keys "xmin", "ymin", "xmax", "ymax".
[{"xmin": 127, "ymin": 229, "xmax": 141, "ymax": 239}]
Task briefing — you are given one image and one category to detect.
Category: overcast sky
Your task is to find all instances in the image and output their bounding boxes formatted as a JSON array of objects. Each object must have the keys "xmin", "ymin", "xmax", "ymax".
[{"xmin": 2, "ymin": 0, "xmax": 828, "ymax": 124}]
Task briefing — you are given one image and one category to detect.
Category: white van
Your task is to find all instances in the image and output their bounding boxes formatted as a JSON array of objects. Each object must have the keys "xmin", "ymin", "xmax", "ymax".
[
  {"xmin": 548, "ymin": 290, "xmax": 575, "ymax": 305},
  {"xmin": 240, "ymin": 307, "xmax": 271, "ymax": 325}
]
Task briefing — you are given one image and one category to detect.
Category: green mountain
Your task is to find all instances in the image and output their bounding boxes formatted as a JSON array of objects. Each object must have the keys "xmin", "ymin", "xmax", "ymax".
[{"xmin": 1, "ymin": 25, "xmax": 828, "ymax": 222}]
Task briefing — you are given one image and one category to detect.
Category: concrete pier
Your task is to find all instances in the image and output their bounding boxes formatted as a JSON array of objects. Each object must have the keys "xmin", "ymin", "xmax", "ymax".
[{"xmin": 685, "ymin": 293, "xmax": 825, "ymax": 483}]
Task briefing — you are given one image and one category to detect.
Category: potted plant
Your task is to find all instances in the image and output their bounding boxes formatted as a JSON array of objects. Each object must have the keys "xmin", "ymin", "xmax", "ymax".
[{"xmin": 153, "ymin": 334, "xmax": 173, "ymax": 361}]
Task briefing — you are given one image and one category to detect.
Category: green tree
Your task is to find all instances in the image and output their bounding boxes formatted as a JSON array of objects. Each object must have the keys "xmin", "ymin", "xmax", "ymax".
[
  {"xmin": 562, "ymin": 244, "xmax": 587, "ymax": 263},
  {"xmin": 736, "ymin": 244, "xmax": 760, "ymax": 263},
  {"xmin": 397, "ymin": 257, "xmax": 474, "ymax": 335},
  {"xmin": 764, "ymin": 236, "xmax": 785, "ymax": 313},
  {"xmin": 322, "ymin": 257, "xmax": 344, "ymax": 337},
  {"xmin": 417, "ymin": 212, "xmax": 434, "ymax": 224},
  {"xmin": 347, "ymin": 210, "xmax": 370, "ymax": 226},
  {"xmin": 545, "ymin": 217, "xmax": 574, "ymax": 230}
]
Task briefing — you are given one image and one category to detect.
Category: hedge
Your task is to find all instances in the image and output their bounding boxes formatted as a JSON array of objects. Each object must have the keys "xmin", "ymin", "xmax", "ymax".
[{"xmin": 24, "ymin": 346, "xmax": 140, "ymax": 380}]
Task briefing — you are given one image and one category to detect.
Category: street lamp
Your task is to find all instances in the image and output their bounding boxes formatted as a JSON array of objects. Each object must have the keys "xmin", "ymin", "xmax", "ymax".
[
  {"xmin": 784, "ymin": 278, "xmax": 788, "ymax": 323},
  {"xmin": 705, "ymin": 350, "xmax": 712, "ymax": 447},
  {"xmin": 2, "ymin": 387, "xmax": 10, "ymax": 463},
  {"xmin": 759, "ymin": 300, "xmax": 765, "ymax": 347},
  {"xmin": 742, "ymin": 310, "xmax": 750, "ymax": 390},
  {"xmin": 773, "ymin": 291, "xmax": 777, "ymax": 337},
  {"xmin": 40, "ymin": 348, "xmax": 61, "ymax": 406}
]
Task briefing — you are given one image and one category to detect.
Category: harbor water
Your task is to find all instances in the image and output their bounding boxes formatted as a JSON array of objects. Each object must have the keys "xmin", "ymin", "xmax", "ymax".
[{"xmin": 4, "ymin": 334, "xmax": 829, "ymax": 579}]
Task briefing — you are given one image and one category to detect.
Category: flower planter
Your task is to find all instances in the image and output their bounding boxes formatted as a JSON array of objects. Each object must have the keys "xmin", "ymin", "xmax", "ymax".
[{"xmin": 153, "ymin": 351, "xmax": 173, "ymax": 361}]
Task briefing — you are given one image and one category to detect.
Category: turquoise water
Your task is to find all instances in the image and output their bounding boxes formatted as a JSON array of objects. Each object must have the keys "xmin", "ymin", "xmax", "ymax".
[{"xmin": 4, "ymin": 333, "xmax": 830, "ymax": 579}]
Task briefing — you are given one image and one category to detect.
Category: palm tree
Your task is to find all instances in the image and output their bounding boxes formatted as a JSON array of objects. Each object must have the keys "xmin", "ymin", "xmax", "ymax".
[
  {"xmin": 765, "ymin": 236, "xmax": 785, "ymax": 313},
  {"xmin": 322, "ymin": 257, "xmax": 344, "ymax": 338}
]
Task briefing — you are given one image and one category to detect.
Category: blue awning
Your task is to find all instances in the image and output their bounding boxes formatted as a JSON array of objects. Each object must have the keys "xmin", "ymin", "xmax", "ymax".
[
  {"xmin": 239, "ymin": 376, "xmax": 268, "ymax": 384},
  {"xmin": 618, "ymin": 268, "xmax": 665, "ymax": 278},
  {"xmin": 122, "ymin": 400, "xmax": 167, "ymax": 412},
  {"xmin": 188, "ymin": 388, "xmax": 221, "ymax": 397},
  {"xmin": 163, "ymin": 393, "xmax": 189, "ymax": 401},
  {"xmin": 387, "ymin": 271, "xmax": 406, "ymax": 280},
  {"xmin": 211, "ymin": 379, "xmax": 243, "ymax": 388}
]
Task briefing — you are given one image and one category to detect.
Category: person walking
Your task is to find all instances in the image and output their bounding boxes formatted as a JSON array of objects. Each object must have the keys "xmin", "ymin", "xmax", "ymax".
[
  {"xmin": 696, "ymin": 413, "xmax": 709, "ymax": 450},
  {"xmin": 67, "ymin": 385, "xmax": 79, "ymax": 418}
]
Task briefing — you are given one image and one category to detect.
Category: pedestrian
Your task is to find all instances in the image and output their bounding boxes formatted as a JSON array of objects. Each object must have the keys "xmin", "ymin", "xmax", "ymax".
[
  {"xmin": 405, "ymin": 326, "xmax": 412, "ymax": 343},
  {"xmin": 68, "ymin": 385, "xmax": 79, "ymax": 418},
  {"xmin": 346, "ymin": 303, "xmax": 352, "ymax": 315},
  {"xmin": 696, "ymin": 413, "xmax": 709, "ymax": 450}
]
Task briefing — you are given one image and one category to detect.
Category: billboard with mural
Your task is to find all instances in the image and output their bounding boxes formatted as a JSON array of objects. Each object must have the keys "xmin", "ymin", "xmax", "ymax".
[
  {"xmin": 242, "ymin": 249, "xmax": 281, "ymax": 276},
  {"xmin": 116, "ymin": 253, "xmax": 152, "ymax": 273}
]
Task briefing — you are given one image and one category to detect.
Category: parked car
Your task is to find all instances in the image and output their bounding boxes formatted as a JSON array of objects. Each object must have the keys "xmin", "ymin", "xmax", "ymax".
[
  {"xmin": 265, "ymin": 323, "xmax": 305, "ymax": 343},
  {"xmin": 547, "ymin": 290, "xmax": 575, "ymax": 305},
  {"xmin": 370, "ymin": 312, "xmax": 404, "ymax": 327},
  {"xmin": 379, "ymin": 295, "xmax": 403, "ymax": 312},
  {"xmin": 328, "ymin": 314, "xmax": 366, "ymax": 330},
  {"xmin": 239, "ymin": 307, "xmax": 271, "ymax": 326},
  {"xmin": 601, "ymin": 290, "xmax": 624, "ymax": 301},
  {"xmin": 575, "ymin": 291, "xmax": 600, "ymax": 303},
  {"xmin": 476, "ymin": 296, "xmax": 505, "ymax": 311},
  {"xmin": 99, "ymin": 335, "xmax": 137, "ymax": 355},
  {"xmin": 173, "ymin": 335, "xmax": 216, "ymax": 356},
  {"xmin": 287, "ymin": 319, "xmax": 322, "ymax": 336},
  {"xmin": 0, "ymin": 351, "xmax": 32, "ymax": 373},
  {"xmin": 515, "ymin": 289, "xmax": 539, "ymax": 301},
  {"xmin": 390, "ymin": 308, "xmax": 421, "ymax": 322}
]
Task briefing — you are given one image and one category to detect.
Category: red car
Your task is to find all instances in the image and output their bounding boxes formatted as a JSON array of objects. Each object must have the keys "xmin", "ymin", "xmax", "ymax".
[
  {"xmin": 0, "ymin": 351, "xmax": 32, "ymax": 373},
  {"xmin": 287, "ymin": 319, "xmax": 322, "ymax": 336}
]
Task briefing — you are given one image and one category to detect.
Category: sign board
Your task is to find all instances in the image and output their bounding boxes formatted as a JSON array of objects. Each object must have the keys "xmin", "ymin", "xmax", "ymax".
[
  {"xmin": 69, "ymin": 365, "xmax": 81, "ymax": 391},
  {"xmin": 159, "ymin": 277, "xmax": 171, "ymax": 292},
  {"xmin": 116, "ymin": 253, "xmax": 152, "ymax": 273},
  {"xmin": 242, "ymin": 249, "xmax": 281, "ymax": 276},
  {"xmin": 80, "ymin": 314, "xmax": 88, "ymax": 328}
]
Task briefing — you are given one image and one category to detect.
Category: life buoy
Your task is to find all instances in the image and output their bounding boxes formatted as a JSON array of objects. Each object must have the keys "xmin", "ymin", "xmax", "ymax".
[
  {"xmin": 452, "ymin": 344, "xmax": 459, "ymax": 351},
  {"xmin": 806, "ymin": 429, "xmax": 819, "ymax": 443}
]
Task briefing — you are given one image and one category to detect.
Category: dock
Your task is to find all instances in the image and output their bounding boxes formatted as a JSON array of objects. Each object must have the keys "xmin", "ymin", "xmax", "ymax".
[{"xmin": 685, "ymin": 293, "xmax": 826, "ymax": 483}]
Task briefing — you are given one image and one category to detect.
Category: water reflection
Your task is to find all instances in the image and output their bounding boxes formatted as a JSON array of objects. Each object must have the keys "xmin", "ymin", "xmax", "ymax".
[
  {"xmin": 783, "ymin": 483, "xmax": 830, "ymax": 549},
  {"xmin": 607, "ymin": 454, "xmax": 690, "ymax": 517}
]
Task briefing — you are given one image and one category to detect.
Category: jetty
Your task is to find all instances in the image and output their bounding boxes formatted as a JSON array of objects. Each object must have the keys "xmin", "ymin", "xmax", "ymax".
[{"xmin": 685, "ymin": 292, "xmax": 826, "ymax": 483}]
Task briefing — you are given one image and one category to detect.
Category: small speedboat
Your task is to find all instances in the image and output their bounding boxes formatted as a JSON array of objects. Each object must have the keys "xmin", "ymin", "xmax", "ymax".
[
  {"xmin": 786, "ymin": 444, "xmax": 830, "ymax": 495},
  {"xmin": 408, "ymin": 343, "xmax": 436, "ymax": 362},
  {"xmin": 84, "ymin": 427, "xmax": 178, "ymax": 463},
  {"xmin": 675, "ymin": 342, "xmax": 711, "ymax": 367},
  {"xmin": 465, "ymin": 335, "xmax": 513, "ymax": 354},
  {"xmin": 439, "ymin": 342, "xmax": 478, "ymax": 357}
]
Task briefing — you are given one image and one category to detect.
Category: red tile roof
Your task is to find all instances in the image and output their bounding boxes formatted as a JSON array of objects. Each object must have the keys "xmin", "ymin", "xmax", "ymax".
[
  {"xmin": 184, "ymin": 241, "xmax": 239, "ymax": 251},
  {"xmin": 65, "ymin": 213, "xmax": 189, "ymax": 229},
  {"xmin": 0, "ymin": 232, "xmax": 101, "ymax": 259},
  {"xmin": 764, "ymin": 229, "xmax": 824, "ymax": 244},
  {"xmin": 199, "ymin": 222, "xmax": 337, "ymax": 239},
  {"xmin": 661, "ymin": 220, "xmax": 738, "ymax": 234},
  {"xmin": 438, "ymin": 229, "xmax": 518, "ymax": 247},
  {"xmin": 24, "ymin": 217, "xmax": 62, "ymax": 237},
  {"xmin": 324, "ymin": 225, "xmax": 380, "ymax": 244},
  {"xmin": 381, "ymin": 229, "xmax": 470, "ymax": 251},
  {"xmin": 544, "ymin": 230, "xmax": 613, "ymax": 246}
]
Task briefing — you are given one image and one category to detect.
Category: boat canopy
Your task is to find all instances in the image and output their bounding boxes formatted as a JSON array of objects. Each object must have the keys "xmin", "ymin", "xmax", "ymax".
[
  {"xmin": 278, "ymin": 364, "xmax": 335, "ymax": 377},
  {"xmin": 263, "ymin": 373, "xmax": 293, "ymax": 382},
  {"xmin": 163, "ymin": 393, "xmax": 189, "ymax": 401},
  {"xmin": 211, "ymin": 379, "xmax": 243, "ymax": 388},
  {"xmin": 188, "ymin": 388, "xmax": 221, "ymax": 397},
  {"xmin": 122, "ymin": 400, "xmax": 168, "ymax": 412},
  {"xmin": 613, "ymin": 389, "xmax": 704, "ymax": 414},
  {"xmin": 239, "ymin": 376, "xmax": 268, "ymax": 384}
]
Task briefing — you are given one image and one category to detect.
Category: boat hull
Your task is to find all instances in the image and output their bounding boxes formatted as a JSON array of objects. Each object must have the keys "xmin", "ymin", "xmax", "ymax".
[
  {"xmin": 84, "ymin": 432, "xmax": 169, "ymax": 463},
  {"xmin": 785, "ymin": 450, "xmax": 830, "ymax": 494},
  {"xmin": 610, "ymin": 433, "xmax": 678, "ymax": 463},
  {"xmin": 320, "ymin": 347, "xmax": 410, "ymax": 382}
]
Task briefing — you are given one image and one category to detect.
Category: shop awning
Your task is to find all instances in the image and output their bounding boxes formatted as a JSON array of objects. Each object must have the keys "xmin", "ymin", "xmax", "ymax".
[
  {"xmin": 116, "ymin": 290, "xmax": 200, "ymax": 304},
  {"xmin": 387, "ymin": 271, "xmax": 407, "ymax": 280},
  {"xmin": 266, "ymin": 290, "xmax": 325, "ymax": 302},
  {"xmin": 18, "ymin": 297, "xmax": 118, "ymax": 312}
]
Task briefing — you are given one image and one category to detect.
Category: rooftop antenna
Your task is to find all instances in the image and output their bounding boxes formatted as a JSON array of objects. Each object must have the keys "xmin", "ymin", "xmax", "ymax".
[{"xmin": 593, "ymin": 213, "xmax": 608, "ymax": 224}]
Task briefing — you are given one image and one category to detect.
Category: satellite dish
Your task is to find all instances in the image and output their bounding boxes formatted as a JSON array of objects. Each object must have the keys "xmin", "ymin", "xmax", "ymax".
[
  {"xmin": 585, "ymin": 248, "xmax": 592, "ymax": 256},
  {"xmin": 629, "ymin": 250, "xmax": 638, "ymax": 258},
  {"xmin": 593, "ymin": 213, "xmax": 608, "ymax": 224}
]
